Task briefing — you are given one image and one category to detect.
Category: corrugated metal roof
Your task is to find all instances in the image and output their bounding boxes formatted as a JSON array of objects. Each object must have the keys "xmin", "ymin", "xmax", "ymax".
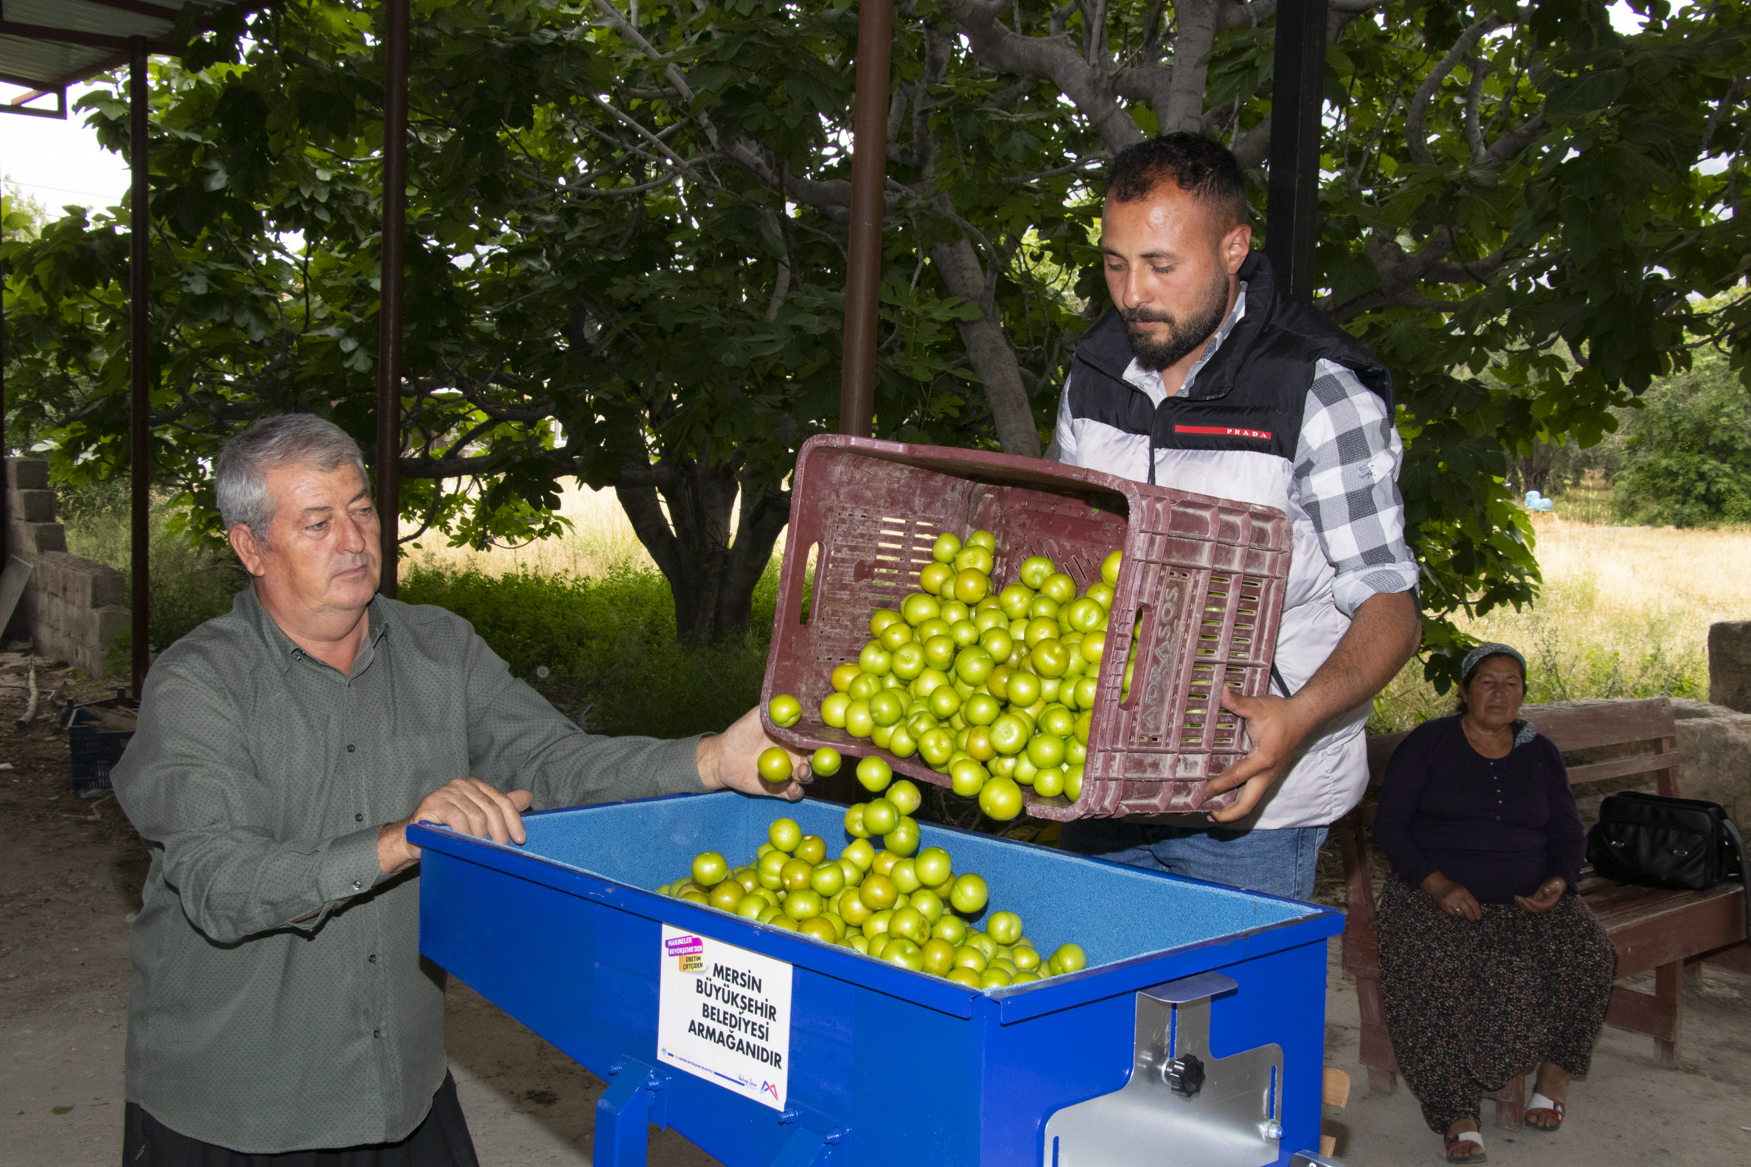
[{"xmin": 0, "ymin": 0, "xmax": 260, "ymax": 104}]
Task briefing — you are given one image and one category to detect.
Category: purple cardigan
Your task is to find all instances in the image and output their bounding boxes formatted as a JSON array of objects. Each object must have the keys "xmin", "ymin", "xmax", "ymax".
[{"xmin": 1371, "ymin": 714, "xmax": 1586, "ymax": 904}]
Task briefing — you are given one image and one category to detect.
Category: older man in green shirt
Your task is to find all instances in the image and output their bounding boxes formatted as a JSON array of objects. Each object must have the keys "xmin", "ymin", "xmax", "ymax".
[{"xmin": 113, "ymin": 414, "xmax": 805, "ymax": 1165}]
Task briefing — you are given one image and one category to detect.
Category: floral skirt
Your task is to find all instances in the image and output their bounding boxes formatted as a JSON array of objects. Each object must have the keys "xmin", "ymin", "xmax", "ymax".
[{"xmin": 1377, "ymin": 876, "xmax": 1617, "ymax": 1132}]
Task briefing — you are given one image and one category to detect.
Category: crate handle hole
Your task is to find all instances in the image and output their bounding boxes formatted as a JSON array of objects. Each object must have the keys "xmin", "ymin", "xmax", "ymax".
[
  {"xmin": 1119, "ymin": 603, "xmax": 1152, "ymax": 711},
  {"xmin": 797, "ymin": 542, "xmax": 820, "ymax": 625}
]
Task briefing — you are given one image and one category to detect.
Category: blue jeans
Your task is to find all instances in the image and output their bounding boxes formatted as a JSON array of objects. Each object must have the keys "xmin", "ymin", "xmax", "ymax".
[{"xmin": 1058, "ymin": 820, "xmax": 1330, "ymax": 901}]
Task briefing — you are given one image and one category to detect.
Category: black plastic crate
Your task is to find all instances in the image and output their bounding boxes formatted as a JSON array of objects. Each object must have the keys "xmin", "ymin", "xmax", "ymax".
[{"xmin": 67, "ymin": 691, "xmax": 138, "ymax": 797}]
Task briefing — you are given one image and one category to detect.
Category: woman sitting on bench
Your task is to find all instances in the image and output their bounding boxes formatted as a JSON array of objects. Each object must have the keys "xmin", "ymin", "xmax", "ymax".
[{"xmin": 1372, "ymin": 642, "xmax": 1618, "ymax": 1163}]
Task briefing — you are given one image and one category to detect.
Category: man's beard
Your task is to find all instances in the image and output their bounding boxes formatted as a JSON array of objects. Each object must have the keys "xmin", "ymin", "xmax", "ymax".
[{"xmin": 1121, "ymin": 269, "xmax": 1232, "ymax": 372}]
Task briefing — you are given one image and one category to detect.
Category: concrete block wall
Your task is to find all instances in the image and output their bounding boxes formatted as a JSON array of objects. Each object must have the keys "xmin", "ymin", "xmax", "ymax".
[
  {"xmin": 6, "ymin": 457, "xmax": 67, "ymax": 555},
  {"xmin": 4, "ymin": 458, "xmax": 130, "ymax": 678},
  {"xmin": 1709, "ymin": 621, "xmax": 1751, "ymax": 714},
  {"xmin": 1669, "ymin": 698, "xmax": 1751, "ymax": 822}
]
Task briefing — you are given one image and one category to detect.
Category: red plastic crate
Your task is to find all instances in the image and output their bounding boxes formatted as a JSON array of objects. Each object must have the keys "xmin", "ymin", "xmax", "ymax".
[{"xmin": 760, "ymin": 436, "xmax": 1292, "ymax": 820}]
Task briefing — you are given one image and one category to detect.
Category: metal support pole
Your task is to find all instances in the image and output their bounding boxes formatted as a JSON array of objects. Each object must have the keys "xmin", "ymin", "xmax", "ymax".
[
  {"xmin": 1265, "ymin": 0, "xmax": 1328, "ymax": 303},
  {"xmin": 129, "ymin": 35, "xmax": 151, "ymax": 699},
  {"xmin": 376, "ymin": 0, "xmax": 409, "ymax": 596},
  {"xmin": 837, "ymin": 0, "xmax": 893, "ymax": 439}
]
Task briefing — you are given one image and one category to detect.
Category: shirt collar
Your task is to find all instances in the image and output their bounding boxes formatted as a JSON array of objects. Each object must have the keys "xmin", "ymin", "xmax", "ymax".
[
  {"xmin": 237, "ymin": 585, "xmax": 391, "ymax": 676},
  {"xmin": 1121, "ymin": 281, "xmax": 1249, "ymax": 402}
]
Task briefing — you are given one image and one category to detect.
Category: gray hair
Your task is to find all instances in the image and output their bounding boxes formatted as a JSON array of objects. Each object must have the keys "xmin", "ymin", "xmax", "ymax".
[{"xmin": 216, "ymin": 414, "xmax": 370, "ymax": 536}]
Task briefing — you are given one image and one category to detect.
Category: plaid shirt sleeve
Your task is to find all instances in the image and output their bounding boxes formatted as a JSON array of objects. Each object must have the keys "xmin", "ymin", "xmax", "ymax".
[{"xmin": 1294, "ymin": 359, "xmax": 1419, "ymax": 616}]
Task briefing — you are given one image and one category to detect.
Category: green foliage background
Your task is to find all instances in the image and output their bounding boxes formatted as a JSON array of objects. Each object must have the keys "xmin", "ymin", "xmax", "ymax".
[
  {"xmin": 5, "ymin": 0, "xmax": 1751, "ymax": 685},
  {"xmin": 400, "ymin": 562, "xmax": 781, "ymax": 737},
  {"xmin": 1613, "ymin": 348, "xmax": 1751, "ymax": 527},
  {"xmin": 61, "ymin": 488, "xmax": 781, "ymax": 735}
]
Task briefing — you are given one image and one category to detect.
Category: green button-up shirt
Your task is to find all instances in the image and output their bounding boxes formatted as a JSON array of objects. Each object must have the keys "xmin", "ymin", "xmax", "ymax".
[{"xmin": 113, "ymin": 587, "xmax": 705, "ymax": 1153}]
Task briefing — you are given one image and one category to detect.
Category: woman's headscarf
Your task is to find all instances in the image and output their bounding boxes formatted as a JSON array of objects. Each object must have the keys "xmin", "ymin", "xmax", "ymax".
[{"xmin": 1461, "ymin": 641, "xmax": 1526, "ymax": 682}]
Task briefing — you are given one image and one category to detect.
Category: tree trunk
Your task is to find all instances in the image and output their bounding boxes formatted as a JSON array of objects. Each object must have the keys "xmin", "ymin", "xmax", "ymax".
[
  {"xmin": 615, "ymin": 455, "xmax": 792, "ymax": 643},
  {"xmin": 1513, "ymin": 440, "xmax": 1559, "ymax": 496},
  {"xmin": 931, "ymin": 236, "xmax": 1044, "ymax": 458},
  {"xmin": 1159, "ymin": 0, "xmax": 1219, "ymax": 132}
]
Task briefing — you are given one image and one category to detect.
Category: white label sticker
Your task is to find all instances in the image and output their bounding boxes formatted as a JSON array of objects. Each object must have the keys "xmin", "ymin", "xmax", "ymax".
[{"xmin": 656, "ymin": 924, "xmax": 793, "ymax": 1110}]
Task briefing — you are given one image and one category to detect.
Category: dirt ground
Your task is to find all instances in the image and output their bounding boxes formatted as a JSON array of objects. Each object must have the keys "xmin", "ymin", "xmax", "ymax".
[
  {"xmin": 5, "ymin": 669, "xmax": 1750, "ymax": 1166},
  {"xmin": 1, "ymin": 662, "xmax": 148, "ymax": 1163}
]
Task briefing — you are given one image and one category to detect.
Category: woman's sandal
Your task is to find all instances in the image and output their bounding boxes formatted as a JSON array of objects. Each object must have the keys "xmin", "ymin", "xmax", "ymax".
[
  {"xmin": 1524, "ymin": 1091, "xmax": 1566, "ymax": 1132},
  {"xmin": 1444, "ymin": 1129, "xmax": 1487, "ymax": 1162}
]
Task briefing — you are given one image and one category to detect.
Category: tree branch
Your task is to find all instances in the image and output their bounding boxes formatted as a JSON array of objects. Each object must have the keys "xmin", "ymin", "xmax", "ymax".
[
  {"xmin": 945, "ymin": 0, "xmax": 1144, "ymax": 153},
  {"xmin": 588, "ymin": 0, "xmax": 721, "ymax": 148},
  {"xmin": 1135, "ymin": 0, "xmax": 1169, "ymax": 57},
  {"xmin": 1232, "ymin": 113, "xmax": 1271, "ymax": 169},
  {"xmin": 999, "ymin": 149, "xmax": 1110, "ymax": 183},
  {"xmin": 399, "ymin": 452, "xmax": 499, "ymax": 479},
  {"xmin": 1082, "ymin": 0, "xmax": 1108, "ymax": 66},
  {"xmin": 930, "ymin": 231, "xmax": 1043, "ymax": 457},
  {"xmin": 397, "ymin": 449, "xmax": 682, "ymax": 493},
  {"xmin": 1463, "ymin": 56, "xmax": 1490, "ymax": 161},
  {"xmin": 1112, "ymin": 63, "xmax": 1175, "ymax": 115},
  {"xmin": 397, "ymin": 478, "xmax": 447, "ymax": 545},
  {"xmin": 616, "ymin": 478, "xmax": 683, "ymax": 581},
  {"xmin": 1481, "ymin": 116, "xmax": 1549, "ymax": 165},
  {"xmin": 986, "ymin": 77, "xmax": 1036, "ymax": 108},
  {"xmin": 590, "ymin": 95, "xmax": 713, "ymax": 186},
  {"xmin": 1159, "ymin": 0, "xmax": 1220, "ymax": 132},
  {"xmin": 1406, "ymin": 14, "xmax": 1505, "ymax": 167},
  {"xmin": 718, "ymin": 483, "xmax": 793, "ymax": 634},
  {"xmin": 1703, "ymin": 77, "xmax": 1750, "ymax": 156},
  {"xmin": 1049, "ymin": 0, "xmax": 1078, "ymax": 38}
]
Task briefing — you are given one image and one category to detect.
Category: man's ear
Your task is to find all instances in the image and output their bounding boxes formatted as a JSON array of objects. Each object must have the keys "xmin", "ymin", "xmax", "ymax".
[
  {"xmin": 1222, "ymin": 223, "xmax": 1252, "ymax": 274},
  {"xmin": 230, "ymin": 523, "xmax": 267, "ymax": 578}
]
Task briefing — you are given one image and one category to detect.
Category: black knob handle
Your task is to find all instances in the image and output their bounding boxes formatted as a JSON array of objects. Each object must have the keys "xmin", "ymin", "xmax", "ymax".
[{"xmin": 1164, "ymin": 1053, "xmax": 1205, "ymax": 1097}]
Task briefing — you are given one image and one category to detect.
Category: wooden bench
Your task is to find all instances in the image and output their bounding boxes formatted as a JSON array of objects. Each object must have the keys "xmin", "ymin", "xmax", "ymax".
[{"xmin": 1335, "ymin": 698, "xmax": 1750, "ymax": 1128}]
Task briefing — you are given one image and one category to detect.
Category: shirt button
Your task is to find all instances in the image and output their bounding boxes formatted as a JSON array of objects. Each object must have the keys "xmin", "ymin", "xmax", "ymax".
[
  {"xmin": 352, "ymin": 880, "xmax": 362, "ymax": 891},
  {"xmin": 368, "ymin": 954, "xmax": 377, "ymax": 963},
  {"xmin": 373, "ymin": 1029, "xmax": 382, "ymax": 1039},
  {"xmin": 347, "ymin": 744, "xmax": 356, "ymax": 753},
  {"xmin": 355, "ymin": 813, "xmax": 364, "ymax": 822}
]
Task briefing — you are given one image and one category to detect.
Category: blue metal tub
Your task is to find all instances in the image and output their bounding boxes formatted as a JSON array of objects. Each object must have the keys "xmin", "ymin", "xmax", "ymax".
[{"xmin": 413, "ymin": 793, "xmax": 1342, "ymax": 1166}]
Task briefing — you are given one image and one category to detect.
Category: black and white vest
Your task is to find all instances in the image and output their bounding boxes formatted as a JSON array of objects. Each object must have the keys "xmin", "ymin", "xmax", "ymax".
[{"xmin": 1054, "ymin": 251, "xmax": 1398, "ymax": 828}]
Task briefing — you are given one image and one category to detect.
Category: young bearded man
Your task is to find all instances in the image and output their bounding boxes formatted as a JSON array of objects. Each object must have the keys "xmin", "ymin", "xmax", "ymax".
[{"xmin": 1049, "ymin": 133, "xmax": 1422, "ymax": 900}]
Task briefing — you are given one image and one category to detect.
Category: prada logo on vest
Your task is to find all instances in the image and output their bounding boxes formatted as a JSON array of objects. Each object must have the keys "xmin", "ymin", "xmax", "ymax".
[{"xmin": 1174, "ymin": 425, "xmax": 1273, "ymax": 440}]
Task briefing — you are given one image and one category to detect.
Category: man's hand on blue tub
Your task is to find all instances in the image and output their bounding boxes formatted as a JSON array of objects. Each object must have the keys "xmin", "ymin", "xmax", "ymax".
[
  {"xmin": 379, "ymin": 778, "xmax": 537, "ymax": 873},
  {"xmin": 380, "ymin": 706, "xmax": 809, "ymax": 873}
]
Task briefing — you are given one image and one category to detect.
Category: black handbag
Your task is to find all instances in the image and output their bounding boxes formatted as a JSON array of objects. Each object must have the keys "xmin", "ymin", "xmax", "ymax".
[{"xmin": 1587, "ymin": 791, "xmax": 1749, "ymax": 943}]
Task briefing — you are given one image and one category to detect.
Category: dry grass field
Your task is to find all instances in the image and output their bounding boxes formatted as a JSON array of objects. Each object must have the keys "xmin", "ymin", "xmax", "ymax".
[
  {"xmin": 406, "ymin": 483, "xmax": 655, "ymax": 579},
  {"xmin": 1372, "ymin": 512, "xmax": 1751, "ymax": 729}
]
